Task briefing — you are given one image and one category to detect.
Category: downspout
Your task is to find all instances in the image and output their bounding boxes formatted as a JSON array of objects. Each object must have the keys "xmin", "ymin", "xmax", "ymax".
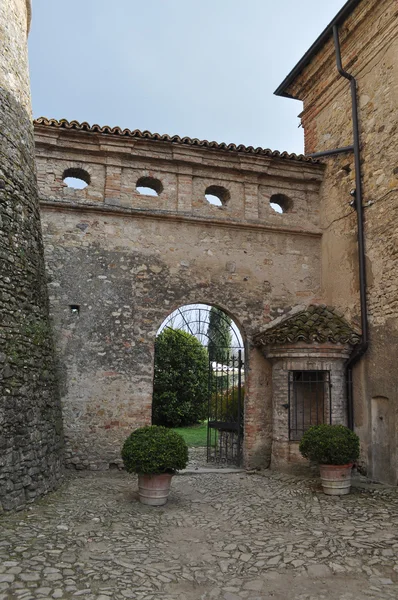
[{"xmin": 332, "ymin": 24, "xmax": 369, "ymax": 430}]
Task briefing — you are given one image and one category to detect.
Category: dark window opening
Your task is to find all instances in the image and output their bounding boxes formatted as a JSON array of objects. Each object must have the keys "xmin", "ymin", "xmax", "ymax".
[
  {"xmin": 205, "ymin": 185, "xmax": 230, "ymax": 206},
  {"xmin": 288, "ymin": 370, "xmax": 331, "ymax": 441},
  {"xmin": 269, "ymin": 193, "xmax": 293, "ymax": 213},
  {"xmin": 63, "ymin": 168, "xmax": 90, "ymax": 189},
  {"xmin": 136, "ymin": 176, "xmax": 163, "ymax": 196}
]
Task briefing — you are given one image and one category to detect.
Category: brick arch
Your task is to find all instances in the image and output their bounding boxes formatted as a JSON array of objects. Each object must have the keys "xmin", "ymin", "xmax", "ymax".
[{"xmin": 156, "ymin": 302, "xmax": 245, "ymax": 347}]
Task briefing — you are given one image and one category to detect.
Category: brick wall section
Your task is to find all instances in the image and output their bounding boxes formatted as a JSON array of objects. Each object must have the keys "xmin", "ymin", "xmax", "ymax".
[
  {"xmin": 35, "ymin": 124, "xmax": 324, "ymax": 470},
  {"xmin": 0, "ymin": 0, "xmax": 63, "ymax": 510},
  {"xmin": 267, "ymin": 345, "xmax": 350, "ymax": 473},
  {"xmin": 282, "ymin": 0, "xmax": 398, "ymax": 483}
]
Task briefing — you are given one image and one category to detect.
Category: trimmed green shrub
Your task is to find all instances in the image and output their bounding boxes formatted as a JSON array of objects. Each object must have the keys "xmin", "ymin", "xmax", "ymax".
[
  {"xmin": 121, "ymin": 425, "xmax": 189, "ymax": 474},
  {"xmin": 299, "ymin": 424, "xmax": 360, "ymax": 465},
  {"xmin": 153, "ymin": 328, "xmax": 209, "ymax": 427}
]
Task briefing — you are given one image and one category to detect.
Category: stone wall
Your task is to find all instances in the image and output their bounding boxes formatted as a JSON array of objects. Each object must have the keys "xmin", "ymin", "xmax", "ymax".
[
  {"xmin": 34, "ymin": 120, "xmax": 324, "ymax": 470},
  {"xmin": 281, "ymin": 0, "xmax": 398, "ymax": 482},
  {"xmin": 0, "ymin": 0, "xmax": 63, "ymax": 511}
]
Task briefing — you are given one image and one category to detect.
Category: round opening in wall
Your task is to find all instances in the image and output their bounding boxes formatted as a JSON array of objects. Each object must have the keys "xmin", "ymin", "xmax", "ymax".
[
  {"xmin": 269, "ymin": 193, "xmax": 293, "ymax": 213},
  {"xmin": 205, "ymin": 185, "xmax": 230, "ymax": 207},
  {"xmin": 63, "ymin": 168, "xmax": 90, "ymax": 189},
  {"xmin": 205, "ymin": 194, "xmax": 222, "ymax": 206},
  {"xmin": 136, "ymin": 176, "xmax": 163, "ymax": 196}
]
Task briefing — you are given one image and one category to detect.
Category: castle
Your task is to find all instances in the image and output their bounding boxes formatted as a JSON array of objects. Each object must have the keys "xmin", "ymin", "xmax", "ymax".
[{"xmin": 1, "ymin": 0, "xmax": 397, "ymax": 510}]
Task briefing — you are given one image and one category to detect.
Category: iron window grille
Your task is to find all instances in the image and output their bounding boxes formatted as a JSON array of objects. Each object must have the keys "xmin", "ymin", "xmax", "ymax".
[{"xmin": 288, "ymin": 370, "xmax": 332, "ymax": 441}]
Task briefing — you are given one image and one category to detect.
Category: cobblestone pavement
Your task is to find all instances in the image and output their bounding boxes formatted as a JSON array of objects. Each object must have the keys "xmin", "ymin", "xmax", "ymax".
[{"xmin": 1, "ymin": 454, "xmax": 398, "ymax": 600}]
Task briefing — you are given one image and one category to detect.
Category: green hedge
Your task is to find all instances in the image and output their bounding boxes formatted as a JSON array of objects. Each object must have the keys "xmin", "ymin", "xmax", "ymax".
[
  {"xmin": 121, "ymin": 425, "xmax": 189, "ymax": 474},
  {"xmin": 152, "ymin": 328, "xmax": 209, "ymax": 427},
  {"xmin": 299, "ymin": 424, "xmax": 360, "ymax": 465}
]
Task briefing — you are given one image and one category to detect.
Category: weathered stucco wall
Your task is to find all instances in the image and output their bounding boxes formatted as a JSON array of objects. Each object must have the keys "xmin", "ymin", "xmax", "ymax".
[
  {"xmin": 284, "ymin": 0, "xmax": 398, "ymax": 483},
  {"xmin": 0, "ymin": 0, "xmax": 63, "ymax": 511},
  {"xmin": 35, "ymin": 121, "xmax": 324, "ymax": 470}
]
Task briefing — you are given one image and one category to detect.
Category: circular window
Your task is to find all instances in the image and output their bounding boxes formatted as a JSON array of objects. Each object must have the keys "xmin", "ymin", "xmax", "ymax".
[
  {"xmin": 205, "ymin": 185, "xmax": 230, "ymax": 207},
  {"xmin": 63, "ymin": 168, "xmax": 90, "ymax": 189},
  {"xmin": 136, "ymin": 176, "xmax": 163, "ymax": 196},
  {"xmin": 269, "ymin": 193, "xmax": 293, "ymax": 213}
]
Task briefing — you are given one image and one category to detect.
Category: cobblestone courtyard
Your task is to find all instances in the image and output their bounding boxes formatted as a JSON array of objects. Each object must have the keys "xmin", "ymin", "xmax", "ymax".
[{"xmin": 1, "ymin": 455, "xmax": 398, "ymax": 600}]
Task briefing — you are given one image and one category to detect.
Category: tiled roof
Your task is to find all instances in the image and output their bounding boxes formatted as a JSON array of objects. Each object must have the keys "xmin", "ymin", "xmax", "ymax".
[
  {"xmin": 33, "ymin": 118, "xmax": 319, "ymax": 163},
  {"xmin": 254, "ymin": 305, "xmax": 361, "ymax": 346}
]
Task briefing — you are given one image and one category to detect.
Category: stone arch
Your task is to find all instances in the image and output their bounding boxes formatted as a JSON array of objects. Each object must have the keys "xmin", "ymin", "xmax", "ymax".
[{"xmin": 62, "ymin": 161, "xmax": 94, "ymax": 181}]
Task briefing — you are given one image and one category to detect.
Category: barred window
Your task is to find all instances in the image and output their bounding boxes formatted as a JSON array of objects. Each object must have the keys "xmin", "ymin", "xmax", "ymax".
[{"xmin": 288, "ymin": 371, "xmax": 331, "ymax": 441}]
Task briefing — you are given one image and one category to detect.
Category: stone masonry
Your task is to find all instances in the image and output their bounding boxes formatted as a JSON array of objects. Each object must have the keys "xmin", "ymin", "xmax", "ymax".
[
  {"xmin": 33, "ymin": 118, "xmax": 324, "ymax": 471},
  {"xmin": 276, "ymin": 0, "xmax": 398, "ymax": 483},
  {"xmin": 2, "ymin": 0, "xmax": 398, "ymax": 508},
  {"xmin": 0, "ymin": 0, "xmax": 64, "ymax": 511}
]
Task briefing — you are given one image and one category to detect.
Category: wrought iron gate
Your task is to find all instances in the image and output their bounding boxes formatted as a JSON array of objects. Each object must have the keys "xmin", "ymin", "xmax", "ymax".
[{"xmin": 207, "ymin": 349, "xmax": 244, "ymax": 466}]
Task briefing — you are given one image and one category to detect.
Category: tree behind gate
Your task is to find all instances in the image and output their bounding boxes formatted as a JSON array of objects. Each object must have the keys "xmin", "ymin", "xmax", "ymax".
[{"xmin": 152, "ymin": 328, "xmax": 209, "ymax": 427}]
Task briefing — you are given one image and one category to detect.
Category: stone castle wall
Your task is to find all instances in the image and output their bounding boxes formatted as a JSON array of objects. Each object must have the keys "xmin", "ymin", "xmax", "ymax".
[
  {"xmin": 0, "ymin": 0, "xmax": 63, "ymax": 511},
  {"xmin": 284, "ymin": 0, "xmax": 398, "ymax": 483},
  {"xmin": 34, "ymin": 121, "xmax": 324, "ymax": 470}
]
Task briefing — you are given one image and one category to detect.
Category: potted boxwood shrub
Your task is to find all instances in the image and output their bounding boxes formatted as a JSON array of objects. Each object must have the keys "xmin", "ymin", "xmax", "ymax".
[
  {"xmin": 121, "ymin": 425, "xmax": 189, "ymax": 506},
  {"xmin": 299, "ymin": 424, "xmax": 360, "ymax": 495}
]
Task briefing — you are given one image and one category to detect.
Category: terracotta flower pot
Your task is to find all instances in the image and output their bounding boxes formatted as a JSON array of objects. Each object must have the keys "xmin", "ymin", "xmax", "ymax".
[
  {"xmin": 319, "ymin": 463, "xmax": 353, "ymax": 495},
  {"xmin": 138, "ymin": 473, "xmax": 173, "ymax": 506}
]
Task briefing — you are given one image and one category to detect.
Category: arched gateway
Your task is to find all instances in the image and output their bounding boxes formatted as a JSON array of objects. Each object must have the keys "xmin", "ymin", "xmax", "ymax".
[
  {"xmin": 155, "ymin": 304, "xmax": 245, "ymax": 465},
  {"xmin": 34, "ymin": 117, "xmax": 326, "ymax": 474}
]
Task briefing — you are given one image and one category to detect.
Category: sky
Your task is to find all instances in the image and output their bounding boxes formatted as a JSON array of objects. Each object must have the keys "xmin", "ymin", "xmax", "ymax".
[{"xmin": 28, "ymin": 0, "xmax": 346, "ymax": 156}]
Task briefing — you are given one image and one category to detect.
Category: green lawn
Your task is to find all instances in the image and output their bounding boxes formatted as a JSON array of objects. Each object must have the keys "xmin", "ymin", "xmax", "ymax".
[{"xmin": 171, "ymin": 422, "xmax": 208, "ymax": 447}]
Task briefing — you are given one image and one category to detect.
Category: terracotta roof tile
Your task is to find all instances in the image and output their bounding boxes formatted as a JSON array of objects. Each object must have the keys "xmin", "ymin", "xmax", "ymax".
[
  {"xmin": 33, "ymin": 118, "xmax": 319, "ymax": 164},
  {"xmin": 254, "ymin": 305, "xmax": 361, "ymax": 346}
]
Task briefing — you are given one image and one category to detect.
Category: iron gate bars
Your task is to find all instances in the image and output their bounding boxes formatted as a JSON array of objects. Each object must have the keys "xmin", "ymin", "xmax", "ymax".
[
  {"xmin": 207, "ymin": 349, "xmax": 244, "ymax": 466},
  {"xmin": 288, "ymin": 370, "xmax": 332, "ymax": 441},
  {"xmin": 159, "ymin": 304, "xmax": 243, "ymax": 349}
]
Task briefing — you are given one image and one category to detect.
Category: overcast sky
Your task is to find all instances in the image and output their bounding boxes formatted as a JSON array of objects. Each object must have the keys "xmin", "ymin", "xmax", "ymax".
[{"xmin": 28, "ymin": 0, "xmax": 346, "ymax": 155}]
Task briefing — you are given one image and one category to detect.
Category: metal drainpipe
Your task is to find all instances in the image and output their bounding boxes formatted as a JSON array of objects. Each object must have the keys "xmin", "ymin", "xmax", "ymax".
[{"xmin": 332, "ymin": 24, "xmax": 369, "ymax": 430}]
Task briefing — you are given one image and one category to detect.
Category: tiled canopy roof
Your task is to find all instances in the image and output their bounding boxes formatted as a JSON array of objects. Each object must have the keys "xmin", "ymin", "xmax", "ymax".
[
  {"xmin": 254, "ymin": 305, "xmax": 361, "ymax": 346},
  {"xmin": 33, "ymin": 118, "xmax": 319, "ymax": 163}
]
